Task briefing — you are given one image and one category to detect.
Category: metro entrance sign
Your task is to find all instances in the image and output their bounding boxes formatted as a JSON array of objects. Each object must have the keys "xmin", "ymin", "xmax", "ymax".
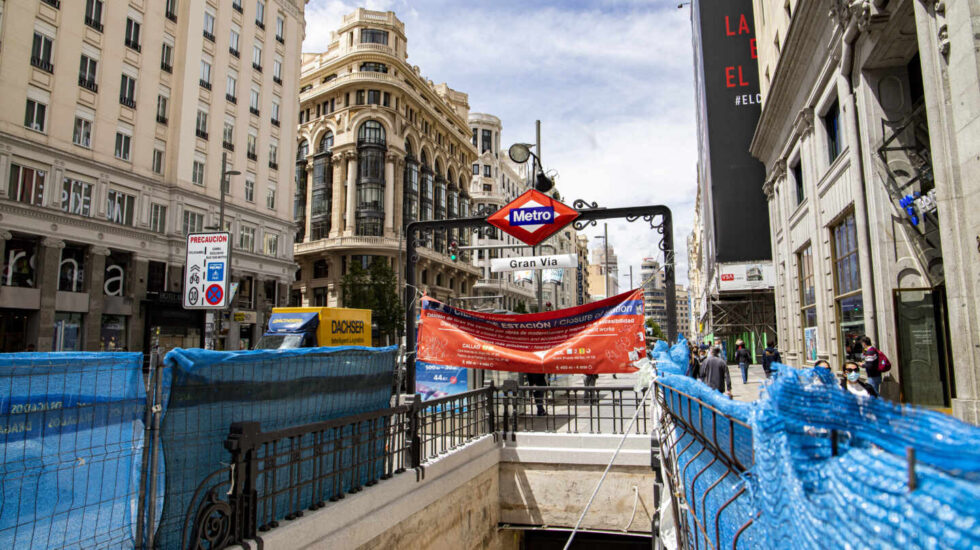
[
  {"xmin": 183, "ymin": 232, "xmax": 231, "ymax": 309},
  {"xmin": 486, "ymin": 189, "xmax": 579, "ymax": 246}
]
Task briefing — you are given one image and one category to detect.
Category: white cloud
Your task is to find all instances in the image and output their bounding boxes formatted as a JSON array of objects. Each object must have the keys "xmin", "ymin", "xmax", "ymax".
[{"xmin": 302, "ymin": 1, "xmax": 699, "ymax": 287}]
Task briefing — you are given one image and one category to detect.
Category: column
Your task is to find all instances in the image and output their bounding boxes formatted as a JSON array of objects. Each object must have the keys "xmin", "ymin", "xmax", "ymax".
[
  {"xmin": 329, "ymin": 159, "xmax": 344, "ymax": 238},
  {"xmin": 345, "ymin": 152, "xmax": 357, "ymax": 235},
  {"xmin": 130, "ymin": 258, "xmax": 148, "ymax": 352},
  {"xmin": 84, "ymin": 247, "xmax": 110, "ymax": 350},
  {"xmin": 36, "ymin": 238, "xmax": 64, "ymax": 351},
  {"xmin": 383, "ymin": 154, "xmax": 395, "ymax": 236},
  {"xmin": 0, "ymin": 231, "xmax": 10, "ymax": 275}
]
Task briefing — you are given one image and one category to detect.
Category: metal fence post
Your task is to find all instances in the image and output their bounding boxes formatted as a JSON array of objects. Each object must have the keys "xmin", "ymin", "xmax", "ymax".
[
  {"xmin": 135, "ymin": 351, "xmax": 155, "ymax": 549},
  {"xmin": 409, "ymin": 394, "xmax": 422, "ymax": 473},
  {"xmin": 487, "ymin": 382, "xmax": 496, "ymax": 436},
  {"xmin": 145, "ymin": 349, "xmax": 165, "ymax": 550},
  {"xmin": 225, "ymin": 421, "xmax": 261, "ymax": 543}
]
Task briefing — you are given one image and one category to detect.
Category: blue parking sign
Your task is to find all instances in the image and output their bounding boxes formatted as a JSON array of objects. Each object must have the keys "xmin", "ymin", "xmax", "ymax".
[{"xmin": 207, "ymin": 262, "xmax": 224, "ymax": 282}]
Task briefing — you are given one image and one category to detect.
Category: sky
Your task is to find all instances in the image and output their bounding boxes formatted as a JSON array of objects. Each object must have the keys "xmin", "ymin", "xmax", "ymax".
[{"xmin": 302, "ymin": 0, "xmax": 698, "ymax": 288}]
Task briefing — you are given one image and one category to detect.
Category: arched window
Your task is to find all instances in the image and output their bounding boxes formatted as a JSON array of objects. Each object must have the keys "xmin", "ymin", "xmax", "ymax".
[
  {"xmin": 357, "ymin": 120, "xmax": 385, "ymax": 146},
  {"xmin": 318, "ymin": 131, "xmax": 333, "ymax": 153},
  {"xmin": 420, "ymin": 151, "xmax": 433, "ymax": 223},
  {"xmin": 355, "ymin": 121, "xmax": 386, "ymax": 236},
  {"xmin": 296, "ymin": 139, "xmax": 308, "ymax": 160},
  {"xmin": 433, "ymin": 161, "xmax": 447, "ymax": 252},
  {"xmin": 294, "ymin": 140, "xmax": 309, "ymax": 242},
  {"xmin": 403, "ymin": 139, "xmax": 419, "ymax": 228}
]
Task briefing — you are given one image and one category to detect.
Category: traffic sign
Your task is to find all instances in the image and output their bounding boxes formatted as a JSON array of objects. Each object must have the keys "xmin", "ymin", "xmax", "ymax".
[
  {"xmin": 486, "ymin": 189, "xmax": 579, "ymax": 246},
  {"xmin": 184, "ymin": 232, "xmax": 231, "ymax": 309}
]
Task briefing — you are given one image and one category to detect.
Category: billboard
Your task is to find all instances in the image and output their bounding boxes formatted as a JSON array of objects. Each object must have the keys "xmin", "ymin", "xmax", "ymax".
[
  {"xmin": 717, "ymin": 262, "xmax": 775, "ymax": 291},
  {"xmin": 693, "ymin": 0, "xmax": 770, "ymax": 262}
]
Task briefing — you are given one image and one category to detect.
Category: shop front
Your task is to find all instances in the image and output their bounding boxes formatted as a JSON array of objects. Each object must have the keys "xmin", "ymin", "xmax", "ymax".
[{"xmin": 143, "ymin": 291, "xmax": 205, "ymax": 355}]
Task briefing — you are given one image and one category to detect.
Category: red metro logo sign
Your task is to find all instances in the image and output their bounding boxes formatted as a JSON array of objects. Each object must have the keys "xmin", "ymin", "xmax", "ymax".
[{"xmin": 486, "ymin": 189, "xmax": 579, "ymax": 246}]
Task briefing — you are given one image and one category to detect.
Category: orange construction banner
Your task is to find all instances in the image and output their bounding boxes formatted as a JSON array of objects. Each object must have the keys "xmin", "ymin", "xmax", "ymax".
[{"xmin": 417, "ymin": 288, "xmax": 646, "ymax": 374}]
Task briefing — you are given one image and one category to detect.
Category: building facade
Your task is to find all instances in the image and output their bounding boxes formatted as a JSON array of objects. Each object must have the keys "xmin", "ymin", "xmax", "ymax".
[
  {"xmin": 539, "ymin": 224, "xmax": 578, "ymax": 311},
  {"xmin": 291, "ymin": 9, "xmax": 480, "ymax": 311},
  {"xmin": 574, "ymin": 234, "xmax": 590, "ymax": 306},
  {"xmin": 750, "ymin": 0, "xmax": 980, "ymax": 420},
  {"xmin": 0, "ymin": 0, "xmax": 304, "ymax": 352},
  {"xmin": 586, "ymin": 242, "xmax": 619, "ymax": 301},
  {"xmin": 466, "ymin": 113, "xmax": 534, "ymax": 312}
]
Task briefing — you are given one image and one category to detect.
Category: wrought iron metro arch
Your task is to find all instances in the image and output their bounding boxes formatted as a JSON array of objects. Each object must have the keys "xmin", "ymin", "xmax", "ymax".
[{"xmin": 404, "ymin": 202, "xmax": 676, "ymax": 390}]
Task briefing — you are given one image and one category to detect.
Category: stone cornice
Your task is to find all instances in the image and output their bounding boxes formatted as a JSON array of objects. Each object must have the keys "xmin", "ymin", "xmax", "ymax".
[{"xmin": 792, "ymin": 107, "xmax": 815, "ymax": 138}]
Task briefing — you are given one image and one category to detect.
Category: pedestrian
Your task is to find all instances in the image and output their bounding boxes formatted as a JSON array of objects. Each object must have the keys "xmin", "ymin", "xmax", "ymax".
[
  {"xmin": 734, "ymin": 341, "xmax": 752, "ymax": 384},
  {"xmin": 841, "ymin": 361, "xmax": 878, "ymax": 398},
  {"xmin": 814, "ymin": 359, "xmax": 831, "ymax": 373},
  {"xmin": 686, "ymin": 347, "xmax": 702, "ymax": 379},
  {"xmin": 859, "ymin": 336, "xmax": 891, "ymax": 394},
  {"xmin": 699, "ymin": 346, "xmax": 732, "ymax": 397},
  {"xmin": 761, "ymin": 340, "xmax": 781, "ymax": 378},
  {"xmin": 526, "ymin": 372, "xmax": 548, "ymax": 416},
  {"xmin": 25, "ymin": 344, "xmax": 36, "ymax": 352}
]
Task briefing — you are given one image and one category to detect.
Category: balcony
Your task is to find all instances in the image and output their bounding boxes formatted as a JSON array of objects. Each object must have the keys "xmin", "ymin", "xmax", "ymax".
[
  {"xmin": 223, "ymin": 141, "xmax": 234, "ymax": 151},
  {"xmin": 226, "ymin": 93, "xmax": 237, "ymax": 104},
  {"xmin": 249, "ymin": 106, "xmax": 260, "ymax": 116},
  {"xmin": 269, "ymin": 161, "xmax": 278, "ymax": 170},
  {"xmin": 156, "ymin": 114, "xmax": 168, "ymax": 125},
  {"xmin": 252, "ymin": 62, "xmax": 262, "ymax": 72},
  {"xmin": 256, "ymin": 20, "xmax": 265, "ymax": 30},
  {"xmin": 247, "ymin": 151, "xmax": 257, "ymax": 161},
  {"xmin": 276, "ymin": 34, "xmax": 284, "ymax": 45},
  {"xmin": 199, "ymin": 79, "xmax": 212, "ymax": 91},
  {"xmin": 30, "ymin": 56, "xmax": 54, "ymax": 73},
  {"xmin": 84, "ymin": 16, "xmax": 103, "ymax": 32},
  {"xmin": 229, "ymin": 47, "xmax": 240, "ymax": 58},
  {"xmin": 271, "ymin": 118, "xmax": 280, "ymax": 127},
  {"xmin": 78, "ymin": 76, "xmax": 98, "ymax": 93},
  {"xmin": 161, "ymin": 62, "xmax": 172, "ymax": 73},
  {"xmin": 273, "ymin": 76, "xmax": 282, "ymax": 85},
  {"xmin": 120, "ymin": 96, "xmax": 136, "ymax": 109},
  {"xmin": 195, "ymin": 129, "xmax": 208, "ymax": 139},
  {"xmin": 233, "ymin": 3, "xmax": 242, "ymax": 13},
  {"xmin": 125, "ymin": 39, "xmax": 141, "ymax": 53},
  {"xmin": 165, "ymin": 11, "xmax": 177, "ymax": 22},
  {"xmin": 41, "ymin": 0, "xmax": 59, "ymax": 8},
  {"xmin": 203, "ymin": 30, "xmax": 215, "ymax": 42}
]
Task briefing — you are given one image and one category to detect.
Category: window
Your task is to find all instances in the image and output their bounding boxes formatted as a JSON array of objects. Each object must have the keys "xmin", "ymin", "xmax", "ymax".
[
  {"xmin": 481, "ymin": 129, "xmax": 492, "ymax": 153},
  {"xmin": 824, "ymin": 100, "xmax": 842, "ymax": 164},
  {"xmin": 152, "ymin": 147, "xmax": 165, "ymax": 174},
  {"xmin": 150, "ymin": 203, "xmax": 167, "ymax": 233},
  {"xmin": 383, "ymin": 92, "xmax": 390, "ymax": 107},
  {"xmin": 247, "ymin": 129, "xmax": 258, "ymax": 159},
  {"xmin": 192, "ymin": 159, "xmax": 205, "ymax": 185},
  {"xmin": 79, "ymin": 55, "xmax": 98, "ymax": 91},
  {"xmin": 106, "ymin": 190, "xmax": 136, "ymax": 226},
  {"xmin": 252, "ymin": 44, "xmax": 262, "ymax": 71},
  {"xmin": 357, "ymin": 120, "xmax": 385, "ymax": 145},
  {"xmin": 273, "ymin": 57, "xmax": 282, "ymax": 82},
  {"xmin": 165, "ymin": 0, "xmax": 178, "ymax": 20},
  {"xmin": 255, "ymin": 0, "xmax": 265, "ymax": 27},
  {"xmin": 183, "ymin": 210, "xmax": 204, "ymax": 235},
  {"xmin": 203, "ymin": 10, "xmax": 215, "ymax": 41},
  {"xmin": 120, "ymin": 73, "xmax": 137, "ymax": 108},
  {"xmin": 226, "ymin": 70, "xmax": 238, "ymax": 102},
  {"xmin": 361, "ymin": 29, "xmax": 388, "ymax": 44},
  {"xmin": 797, "ymin": 244, "xmax": 816, "ymax": 353},
  {"xmin": 223, "ymin": 120, "xmax": 235, "ymax": 148},
  {"xmin": 9, "ymin": 164, "xmax": 45, "ymax": 206},
  {"xmin": 195, "ymin": 109, "xmax": 208, "ymax": 139},
  {"xmin": 125, "ymin": 18, "xmax": 141, "ymax": 51},
  {"xmin": 355, "ymin": 90, "xmax": 365, "ymax": 105},
  {"xmin": 263, "ymin": 233, "xmax": 278, "ymax": 256},
  {"xmin": 200, "ymin": 57, "xmax": 212, "ymax": 88},
  {"xmin": 483, "ymin": 165, "xmax": 491, "ymax": 178},
  {"xmin": 156, "ymin": 94, "xmax": 169, "ymax": 123},
  {"xmin": 269, "ymin": 141, "xmax": 278, "ymax": 167},
  {"xmin": 62, "ymin": 178, "xmax": 92, "ymax": 216},
  {"xmin": 367, "ymin": 90, "xmax": 381, "ymax": 105},
  {"xmin": 238, "ymin": 225, "xmax": 255, "ymax": 251},
  {"xmin": 313, "ymin": 287, "xmax": 326, "ymax": 306},
  {"xmin": 73, "ymin": 117, "xmax": 92, "ymax": 148},
  {"xmin": 359, "ymin": 62, "xmax": 388, "ymax": 73},
  {"xmin": 161, "ymin": 42, "xmax": 174, "ymax": 72},
  {"xmin": 114, "ymin": 132, "xmax": 132, "ymax": 160},
  {"xmin": 232, "ymin": 0, "xmax": 241, "ymax": 12},
  {"xmin": 24, "ymin": 99, "xmax": 46, "ymax": 132},
  {"xmin": 791, "ymin": 160, "xmax": 804, "ymax": 205},
  {"xmin": 230, "ymin": 26, "xmax": 240, "ymax": 56},
  {"xmin": 471, "ymin": 128, "xmax": 477, "ymax": 147},
  {"xmin": 250, "ymin": 87, "xmax": 260, "ymax": 113},
  {"xmin": 266, "ymin": 185, "xmax": 276, "ymax": 209},
  {"xmin": 85, "ymin": 0, "xmax": 103, "ymax": 31},
  {"xmin": 59, "ymin": 247, "xmax": 86, "ymax": 293},
  {"xmin": 276, "ymin": 15, "xmax": 284, "ymax": 42},
  {"xmin": 831, "ymin": 211, "xmax": 864, "ymax": 362},
  {"xmin": 245, "ymin": 178, "xmax": 255, "ymax": 202},
  {"xmin": 271, "ymin": 99, "xmax": 280, "ymax": 124},
  {"xmin": 472, "ymin": 164, "xmax": 479, "ymax": 175},
  {"xmin": 31, "ymin": 31, "xmax": 54, "ymax": 72}
]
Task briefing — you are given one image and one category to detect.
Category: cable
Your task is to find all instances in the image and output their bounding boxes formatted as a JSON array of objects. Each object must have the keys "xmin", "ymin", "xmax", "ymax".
[
  {"xmin": 623, "ymin": 485, "xmax": 640, "ymax": 532},
  {"xmin": 563, "ymin": 383, "xmax": 654, "ymax": 550}
]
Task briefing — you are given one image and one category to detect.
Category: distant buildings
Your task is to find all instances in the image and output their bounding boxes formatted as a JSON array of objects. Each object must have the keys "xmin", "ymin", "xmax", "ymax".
[
  {"xmin": 586, "ymin": 241, "xmax": 618, "ymax": 301},
  {"xmin": 642, "ymin": 258, "xmax": 690, "ymax": 340}
]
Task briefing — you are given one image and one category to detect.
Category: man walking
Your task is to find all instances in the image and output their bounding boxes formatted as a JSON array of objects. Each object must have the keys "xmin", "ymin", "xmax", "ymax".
[
  {"xmin": 860, "ymin": 336, "xmax": 891, "ymax": 394},
  {"xmin": 734, "ymin": 341, "xmax": 752, "ymax": 384},
  {"xmin": 526, "ymin": 372, "xmax": 548, "ymax": 416},
  {"xmin": 700, "ymin": 346, "xmax": 731, "ymax": 397},
  {"xmin": 761, "ymin": 341, "xmax": 781, "ymax": 378}
]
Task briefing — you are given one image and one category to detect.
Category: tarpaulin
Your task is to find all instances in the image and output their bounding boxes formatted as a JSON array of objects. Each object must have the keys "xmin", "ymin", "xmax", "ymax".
[{"xmin": 418, "ymin": 289, "xmax": 645, "ymax": 374}]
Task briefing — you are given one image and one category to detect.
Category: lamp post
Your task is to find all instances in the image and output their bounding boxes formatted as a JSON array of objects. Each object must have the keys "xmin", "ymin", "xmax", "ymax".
[{"xmin": 207, "ymin": 151, "xmax": 240, "ymax": 350}]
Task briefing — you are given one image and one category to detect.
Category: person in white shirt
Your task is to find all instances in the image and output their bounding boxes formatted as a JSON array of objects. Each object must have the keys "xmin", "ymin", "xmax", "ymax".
[{"xmin": 840, "ymin": 361, "xmax": 878, "ymax": 398}]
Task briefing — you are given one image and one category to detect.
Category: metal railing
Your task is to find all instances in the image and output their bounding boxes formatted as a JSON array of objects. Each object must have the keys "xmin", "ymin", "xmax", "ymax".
[
  {"xmin": 655, "ymin": 380, "xmax": 755, "ymax": 550},
  {"xmin": 498, "ymin": 384, "xmax": 650, "ymax": 437}
]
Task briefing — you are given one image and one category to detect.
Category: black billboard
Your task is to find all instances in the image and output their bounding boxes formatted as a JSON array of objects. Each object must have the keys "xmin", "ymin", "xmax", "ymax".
[{"xmin": 693, "ymin": 0, "xmax": 771, "ymax": 262}]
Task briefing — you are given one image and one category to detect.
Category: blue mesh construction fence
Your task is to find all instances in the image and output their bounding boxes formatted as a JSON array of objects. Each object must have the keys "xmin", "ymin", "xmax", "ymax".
[
  {"xmin": 657, "ymin": 352, "xmax": 980, "ymax": 550},
  {"xmin": 0, "ymin": 352, "xmax": 146, "ymax": 549},
  {"xmin": 156, "ymin": 346, "xmax": 397, "ymax": 550}
]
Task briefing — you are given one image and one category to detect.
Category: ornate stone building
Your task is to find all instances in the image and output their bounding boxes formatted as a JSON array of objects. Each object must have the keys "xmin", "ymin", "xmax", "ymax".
[
  {"xmin": 751, "ymin": 0, "xmax": 980, "ymax": 420},
  {"xmin": 0, "ymin": 0, "xmax": 305, "ymax": 352},
  {"xmin": 291, "ymin": 9, "xmax": 479, "ymax": 308}
]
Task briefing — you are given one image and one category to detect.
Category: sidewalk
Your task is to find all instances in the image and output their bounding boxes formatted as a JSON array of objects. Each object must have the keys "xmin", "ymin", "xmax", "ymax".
[{"xmin": 728, "ymin": 363, "xmax": 768, "ymax": 402}]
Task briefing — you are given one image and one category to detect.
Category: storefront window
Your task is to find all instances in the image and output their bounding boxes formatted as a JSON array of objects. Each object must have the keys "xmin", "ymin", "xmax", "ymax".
[
  {"xmin": 832, "ymin": 212, "xmax": 864, "ymax": 362},
  {"xmin": 237, "ymin": 276, "xmax": 254, "ymax": 309},
  {"xmin": 313, "ymin": 287, "xmax": 327, "ymax": 306},
  {"xmin": 100, "ymin": 314, "xmax": 128, "ymax": 351},
  {"xmin": 797, "ymin": 244, "xmax": 816, "ymax": 361},
  {"xmin": 895, "ymin": 288, "xmax": 952, "ymax": 407},
  {"xmin": 2, "ymin": 238, "xmax": 37, "ymax": 288},
  {"xmin": 53, "ymin": 312, "xmax": 83, "ymax": 351},
  {"xmin": 59, "ymin": 245, "xmax": 86, "ymax": 292}
]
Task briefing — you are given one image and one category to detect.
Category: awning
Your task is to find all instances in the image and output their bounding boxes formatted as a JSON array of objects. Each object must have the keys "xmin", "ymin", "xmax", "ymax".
[{"xmin": 265, "ymin": 311, "xmax": 319, "ymax": 333}]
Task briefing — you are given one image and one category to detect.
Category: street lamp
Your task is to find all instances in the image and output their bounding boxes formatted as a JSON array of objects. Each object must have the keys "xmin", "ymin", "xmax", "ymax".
[
  {"xmin": 204, "ymin": 151, "xmax": 240, "ymax": 350},
  {"xmin": 507, "ymin": 143, "xmax": 554, "ymax": 193}
]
